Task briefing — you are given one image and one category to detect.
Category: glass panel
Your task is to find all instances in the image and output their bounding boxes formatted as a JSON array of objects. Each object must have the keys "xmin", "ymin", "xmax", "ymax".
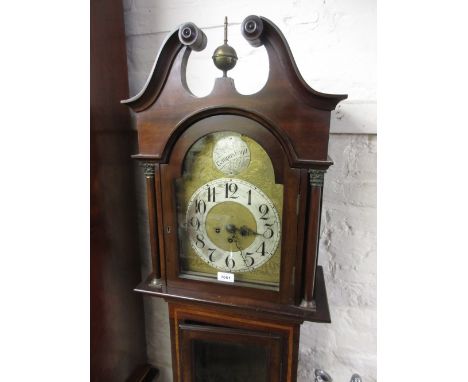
[
  {"xmin": 175, "ymin": 131, "xmax": 283, "ymax": 289},
  {"xmin": 192, "ymin": 339, "xmax": 268, "ymax": 382}
]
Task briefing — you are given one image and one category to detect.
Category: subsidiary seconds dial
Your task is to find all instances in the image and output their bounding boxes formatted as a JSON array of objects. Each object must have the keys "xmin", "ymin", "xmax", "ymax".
[{"xmin": 186, "ymin": 178, "xmax": 281, "ymax": 273}]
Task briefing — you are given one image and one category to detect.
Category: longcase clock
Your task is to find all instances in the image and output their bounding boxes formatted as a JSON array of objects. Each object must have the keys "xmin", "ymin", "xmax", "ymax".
[{"xmin": 123, "ymin": 15, "xmax": 347, "ymax": 382}]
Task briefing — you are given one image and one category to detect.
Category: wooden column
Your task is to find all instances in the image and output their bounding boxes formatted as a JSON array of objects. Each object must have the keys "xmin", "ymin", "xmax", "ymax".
[
  {"xmin": 301, "ymin": 168, "xmax": 326, "ymax": 309},
  {"xmin": 142, "ymin": 162, "xmax": 162, "ymax": 287}
]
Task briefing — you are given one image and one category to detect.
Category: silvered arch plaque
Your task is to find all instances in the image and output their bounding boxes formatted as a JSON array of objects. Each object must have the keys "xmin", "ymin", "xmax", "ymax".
[{"xmin": 212, "ymin": 135, "xmax": 251, "ymax": 175}]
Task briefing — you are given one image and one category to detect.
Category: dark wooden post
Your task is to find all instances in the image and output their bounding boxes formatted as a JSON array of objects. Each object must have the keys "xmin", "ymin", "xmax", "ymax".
[
  {"xmin": 91, "ymin": 0, "xmax": 152, "ymax": 378},
  {"xmin": 301, "ymin": 168, "xmax": 326, "ymax": 309},
  {"xmin": 142, "ymin": 162, "xmax": 162, "ymax": 287}
]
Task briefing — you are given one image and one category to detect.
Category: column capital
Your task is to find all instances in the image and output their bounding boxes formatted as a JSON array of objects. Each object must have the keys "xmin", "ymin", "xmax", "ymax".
[
  {"xmin": 308, "ymin": 169, "xmax": 326, "ymax": 187},
  {"xmin": 140, "ymin": 162, "xmax": 156, "ymax": 177}
]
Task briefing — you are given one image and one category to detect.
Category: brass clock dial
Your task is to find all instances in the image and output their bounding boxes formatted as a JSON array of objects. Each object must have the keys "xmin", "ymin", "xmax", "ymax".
[
  {"xmin": 186, "ymin": 178, "xmax": 281, "ymax": 273},
  {"xmin": 176, "ymin": 130, "xmax": 283, "ymax": 289}
]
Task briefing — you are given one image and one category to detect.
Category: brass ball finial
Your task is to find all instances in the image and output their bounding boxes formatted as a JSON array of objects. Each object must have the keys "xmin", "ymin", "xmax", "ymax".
[{"xmin": 212, "ymin": 16, "xmax": 238, "ymax": 77}]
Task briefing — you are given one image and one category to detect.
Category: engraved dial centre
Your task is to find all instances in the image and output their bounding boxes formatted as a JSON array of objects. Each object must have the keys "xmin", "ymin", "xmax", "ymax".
[{"xmin": 205, "ymin": 201, "xmax": 257, "ymax": 252}]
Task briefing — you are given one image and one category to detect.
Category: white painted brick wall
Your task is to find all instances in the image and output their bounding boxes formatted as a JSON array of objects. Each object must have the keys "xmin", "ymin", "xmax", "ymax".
[
  {"xmin": 301, "ymin": 135, "xmax": 376, "ymax": 382},
  {"xmin": 123, "ymin": 1, "xmax": 376, "ymax": 381}
]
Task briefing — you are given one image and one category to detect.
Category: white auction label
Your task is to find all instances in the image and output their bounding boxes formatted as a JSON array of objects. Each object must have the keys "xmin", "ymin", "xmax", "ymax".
[{"xmin": 217, "ymin": 271, "xmax": 235, "ymax": 283}]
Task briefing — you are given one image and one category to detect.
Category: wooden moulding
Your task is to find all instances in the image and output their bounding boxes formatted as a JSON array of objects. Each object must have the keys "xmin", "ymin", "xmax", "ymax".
[{"xmin": 135, "ymin": 266, "xmax": 331, "ymax": 323}]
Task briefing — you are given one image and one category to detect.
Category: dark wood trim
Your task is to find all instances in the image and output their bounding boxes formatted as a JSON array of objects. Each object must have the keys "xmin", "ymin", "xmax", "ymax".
[
  {"xmin": 154, "ymin": 163, "xmax": 167, "ymax": 284},
  {"xmin": 293, "ymin": 169, "xmax": 309, "ymax": 304},
  {"xmin": 301, "ymin": 169, "xmax": 325, "ymax": 307},
  {"xmin": 143, "ymin": 162, "xmax": 162, "ymax": 282},
  {"xmin": 126, "ymin": 364, "xmax": 159, "ymax": 382},
  {"xmin": 122, "ymin": 23, "xmax": 206, "ymax": 111},
  {"xmin": 178, "ymin": 323, "xmax": 283, "ymax": 382},
  {"xmin": 314, "ymin": 181, "xmax": 325, "ymax": 301},
  {"xmin": 121, "ymin": 29, "xmax": 183, "ymax": 111},
  {"xmin": 135, "ymin": 266, "xmax": 330, "ymax": 323}
]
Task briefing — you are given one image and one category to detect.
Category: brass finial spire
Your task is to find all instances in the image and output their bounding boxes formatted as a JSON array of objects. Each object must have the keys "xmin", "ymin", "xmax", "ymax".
[
  {"xmin": 212, "ymin": 16, "xmax": 238, "ymax": 77},
  {"xmin": 224, "ymin": 16, "xmax": 228, "ymax": 44}
]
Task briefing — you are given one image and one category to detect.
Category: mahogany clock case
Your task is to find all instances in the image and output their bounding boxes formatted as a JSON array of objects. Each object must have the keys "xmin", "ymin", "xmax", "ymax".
[
  {"xmin": 121, "ymin": 14, "xmax": 347, "ymax": 382},
  {"xmin": 125, "ymin": 15, "xmax": 346, "ymax": 324}
]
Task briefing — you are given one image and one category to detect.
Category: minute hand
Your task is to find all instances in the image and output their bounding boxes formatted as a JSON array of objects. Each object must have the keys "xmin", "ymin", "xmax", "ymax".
[{"xmin": 239, "ymin": 225, "xmax": 260, "ymax": 237}]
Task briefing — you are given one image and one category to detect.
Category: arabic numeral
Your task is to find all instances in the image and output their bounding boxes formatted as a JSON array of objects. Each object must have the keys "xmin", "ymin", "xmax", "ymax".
[
  {"xmin": 207, "ymin": 186, "xmax": 216, "ymax": 202},
  {"xmin": 196, "ymin": 234, "xmax": 205, "ymax": 248},
  {"xmin": 245, "ymin": 254, "xmax": 255, "ymax": 267},
  {"xmin": 189, "ymin": 216, "xmax": 200, "ymax": 231},
  {"xmin": 259, "ymin": 204, "xmax": 269, "ymax": 220},
  {"xmin": 246, "ymin": 241, "xmax": 267, "ymax": 257},
  {"xmin": 208, "ymin": 248, "xmax": 217, "ymax": 262},
  {"xmin": 256, "ymin": 241, "xmax": 266, "ymax": 256},
  {"xmin": 263, "ymin": 223, "xmax": 274, "ymax": 239},
  {"xmin": 195, "ymin": 199, "xmax": 206, "ymax": 214},
  {"xmin": 225, "ymin": 256, "xmax": 235, "ymax": 269},
  {"xmin": 225, "ymin": 182, "xmax": 238, "ymax": 199}
]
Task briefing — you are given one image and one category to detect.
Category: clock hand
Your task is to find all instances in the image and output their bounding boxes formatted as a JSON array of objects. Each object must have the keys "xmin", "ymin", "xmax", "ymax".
[
  {"xmin": 239, "ymin": 225, "xmax": 260, "ymax": 237},
  {"xmin": 226, "ymin": 224, "xmax": 260, "ymax": 237},
  {"xmin": 231, "ymin": 234, "xmax": 252, "ymax": 268}
]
